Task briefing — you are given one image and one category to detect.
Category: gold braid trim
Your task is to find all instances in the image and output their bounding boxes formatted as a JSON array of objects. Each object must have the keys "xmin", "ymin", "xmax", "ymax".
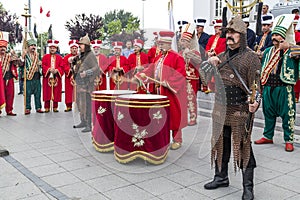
[
  {"xmin": 114, "ymin": 148, "xmax": 169, "ymax": 165},
  {"xmin": 115, "ymin": 103, "xmax": 170, "ymax": 108},
  {"xmin": 1, "ymin": 54, "xmax": 10, "ymax": 78},
  {"xmin": 92, "ymin": 137, "xmax": 114, "ymax": 152},
  {"xmin": 0, "ymin": 102, "xmax": 6, "ymax": 110},
  {"xmin": 116, "ymin": 99, "xmax": 169, "ymax": 104},
  {"xmin": 27, "ymin": 52, "xmax": 38, "ymax": 80},
  {"xmin": 287, "ymin": 85, "xmax": 295, "ymax": 142}
]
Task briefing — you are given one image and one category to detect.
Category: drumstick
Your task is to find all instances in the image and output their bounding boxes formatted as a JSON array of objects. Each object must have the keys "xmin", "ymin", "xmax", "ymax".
[{"xmin": 140, "ymin": 73, "xmax": 177, "ymax": 94}]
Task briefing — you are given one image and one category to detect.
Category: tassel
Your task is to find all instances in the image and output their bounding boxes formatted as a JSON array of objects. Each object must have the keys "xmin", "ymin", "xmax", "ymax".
[
  {"xmin": 256, "ymin": 2, "xmax": 263, "ymax": 36},
  {"xmin": 15, "ymin": 22, "xmax": 19, "ymax": 42},
  {"xmin": 220, "ymin": 7, "xmax": 228, "ymax": 38},
  {"xmin": 48, "ymin": 24, "xmax": 53, "ymax": 40},
  {"xmin": 34, "ymin": 23, "xmax": 38, "ymax": 39}
]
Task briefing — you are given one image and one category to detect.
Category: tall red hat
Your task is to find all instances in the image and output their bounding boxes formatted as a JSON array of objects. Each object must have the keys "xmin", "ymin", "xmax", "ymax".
[
  {"xmin": 0, "ymin": 31, "xmax": 9, "ymax": 47},
  {"xmin": 112, "ymin": 41, "xmax": 123, "ymax": 49},
  {"xmin": 212, "ymin": 19, "xmax": 222, "ymax": 27},
  {"xmin": 91, "ymin": 39, "xmax": 102, "ymax": 48},
  {"xmin": 47, "ymin": 39, "xmax": 59, "ymax": 47},
  {"xmin": 68, "ymin": 40, "xmax": 78, "ymax": 48},
  {"xmin": 133, "ymin": 39, "xmax": 144, "ymax": 48},
  {"xmin": 158, "ymin": 31, "xmax": 175, "ymax": 44},
  {"xmin": 181, "ymin": 23, "xmax": 196, "ymax": 42}
]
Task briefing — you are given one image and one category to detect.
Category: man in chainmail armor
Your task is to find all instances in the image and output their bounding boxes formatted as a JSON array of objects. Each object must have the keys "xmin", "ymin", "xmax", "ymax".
[
  {"xmin": 200, "ymin": 16, "xmax": 261, "ymax": 200},
  {"xmin": 72, "ymin": 34, "xmax": 100, "ymax": 132}
]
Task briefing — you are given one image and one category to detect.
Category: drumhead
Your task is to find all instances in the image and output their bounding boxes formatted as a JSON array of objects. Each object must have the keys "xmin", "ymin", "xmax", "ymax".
[
  {"xmin": 118, "ymin": 94, "xmax": 168, "ymax": 100},
  {"xmin": 92, "ymin": 90, "xmax": 136, "ymax": 95}
]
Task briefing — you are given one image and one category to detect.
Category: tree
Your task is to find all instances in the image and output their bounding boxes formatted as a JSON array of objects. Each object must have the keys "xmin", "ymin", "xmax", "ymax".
[
  {"xmin": 109, "ymin": 30, "xmax": 146, "ymax": 47},
  {"xmin": 0, "ymin": 2, "xmax": 23, "ymax": 44},
  {"xmin": 101, "ymin": 9, "xmax": 144, "ymax": 46},
  {"xmin": 65, "ymin": 13, "xmax": 103, "ymax": 40}
]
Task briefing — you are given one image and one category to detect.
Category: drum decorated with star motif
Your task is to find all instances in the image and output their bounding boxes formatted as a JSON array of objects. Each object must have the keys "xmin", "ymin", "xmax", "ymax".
[
  {"xmin": 114, "ymin": 94, "xmax": 170, "ymax": 164},
  {"xmin": 91, "ymin": 90, "xmax": 136, "ymax": 152}
]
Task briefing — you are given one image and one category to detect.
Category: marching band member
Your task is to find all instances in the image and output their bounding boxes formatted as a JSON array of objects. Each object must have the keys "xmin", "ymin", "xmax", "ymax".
[
  {"xmin": 148, "ymin": 32, "xmax": 161, "ymax": 63},
  {"xmin": 42, "ymin": 39, "xmax": 64, "ymax": 112},
  {"xmin": 136, "ymin": 31, "xmax": 188, "ymax": 150},
  {"xmin": 255, "ymin": 14, "xmax": 298, "ymax": 152},
  {"xmin": 147, "ymin": 32, "xmax": 161, "ymax": 93},
  {"xmin": 128, "ymin": 39, "xmax": 149, "ymax": 92},
  {"xmin": 91, "ymin": 39, "xmax": 108, "ymax": 90},
  {"xmin": 108, "ymin": 41, "xmax": 130, "ymax": 90},
  {"xmin": 205, "ymin": 19, "xmax": 226, "ymax": 93},
  {"xmin": 63, "ymin": 40, "xmax": 78, "ymax": 112},
  {"xmin": 0, "ymin": 31, "xmax": 17, "ymax": 116},
  {"xmin": 254, "ymin": 15, "xmax": 273, "ymax": 58},
  {"xmin": 180, "ymin": 22, "xmax": 202, "ymax": 126},
  {"xmin": 0, "ymin": 62, "xmax": 5, "ymax": 115},
  {"xmin": 21, "ymin": 39, "xmax": 44, "ymax": 114}
]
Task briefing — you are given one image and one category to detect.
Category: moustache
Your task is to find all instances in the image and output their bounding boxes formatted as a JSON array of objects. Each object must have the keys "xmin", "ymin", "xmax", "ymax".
[
  {"xmin": 226, "ymin": 37, "xmax": 235, "ymax": 42},
  {"xmin": 272, "ymin": 38, "xmax": 282, "ymax": 43}
]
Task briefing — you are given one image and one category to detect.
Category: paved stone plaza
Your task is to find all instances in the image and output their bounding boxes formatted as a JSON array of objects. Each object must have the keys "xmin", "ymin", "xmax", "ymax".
[{"xmin": 0, "ymin": 86, "xmax": 300, "ymax": 200}]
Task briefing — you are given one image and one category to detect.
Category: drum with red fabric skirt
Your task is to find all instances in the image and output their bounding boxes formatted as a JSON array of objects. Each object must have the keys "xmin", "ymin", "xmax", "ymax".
[
  {"xmin": 91, "ymin": 90, "xmax": 136, "ymax": 152},
  {"xmin": 114, "ymin": 94, "xmax": 170, "ymax": 164}
]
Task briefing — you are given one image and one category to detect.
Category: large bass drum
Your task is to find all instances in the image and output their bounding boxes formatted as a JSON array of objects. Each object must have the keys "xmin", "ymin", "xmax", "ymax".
[
  {"xmin": 114, "ymin": 94, "xmax": 170, "ymax": 164},
  {"xmin": 91, "ymin": 90, "xmax": 136, "ymax": 152}
]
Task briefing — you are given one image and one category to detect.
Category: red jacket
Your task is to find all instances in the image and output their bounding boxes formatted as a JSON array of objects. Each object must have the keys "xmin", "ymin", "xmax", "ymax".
[
  {"xmin": 42, "ymin": 54, "xmax": 64, "ymax": 102},
  {"xmin": 0, "ymin": 62, "xmax": 5, "ymax": 109},
  {"xmin": 205, "ymin": 35, "xmax": 226, "ymax": 55},
  {"xmin": 137, "ymin": 50, "xmax": 188, "ymax": 130}
]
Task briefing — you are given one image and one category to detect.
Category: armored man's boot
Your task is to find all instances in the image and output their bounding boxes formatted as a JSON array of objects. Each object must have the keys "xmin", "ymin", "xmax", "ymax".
[
  {"xmin": 81, "ymin": 113, "xmax": 92, "ymax": 133},
  {"xmin": 204, "ymin": 162, "xmax": 229, "ymax": 190},
  {"xmin": 242, "ymin": 168, "xmax": 254, "ymax": 200}
]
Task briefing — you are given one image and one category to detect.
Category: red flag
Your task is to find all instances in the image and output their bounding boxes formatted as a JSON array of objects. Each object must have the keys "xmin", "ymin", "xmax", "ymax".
[
  {"xmin": 40, "ymin": 6, "xmax": 43, "ymax": 14},
  {"xmin": 46, "ymin": 11, "xmax": 50, "ymax": 17}
]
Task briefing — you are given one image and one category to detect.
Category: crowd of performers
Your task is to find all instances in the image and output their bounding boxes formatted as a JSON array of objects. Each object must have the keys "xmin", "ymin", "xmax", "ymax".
[{"xmin": 1, "ymin": 9, "xmax": 300, "ymax": 199}]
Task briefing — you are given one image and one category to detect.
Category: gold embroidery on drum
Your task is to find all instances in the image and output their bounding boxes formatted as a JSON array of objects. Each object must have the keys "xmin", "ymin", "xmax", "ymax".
[
  {"xmin": 97, "ymin": 106, "xmax": 107, "ymax": 115},
  {"xmin": 153, "ymin": 110, "xmax": 162, "ymax": 122},
  {"xmin": 132, "ymin": 123, "xmax": 148, "ymax": 147},
  {"xmin": 117, "ymin": 111, "xmax": 124, "ymax": 121}
]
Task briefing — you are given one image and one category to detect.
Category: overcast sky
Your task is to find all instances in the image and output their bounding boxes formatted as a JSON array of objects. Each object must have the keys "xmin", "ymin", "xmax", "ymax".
[{"xmin": 2, "ymin": 0, "xmax": 276, "ymax": 52}]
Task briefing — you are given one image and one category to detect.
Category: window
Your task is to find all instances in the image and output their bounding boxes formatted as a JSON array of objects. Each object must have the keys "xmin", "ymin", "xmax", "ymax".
[{"xmin": 215, "ymin": 0, "xmax": 223, "ymax": 18}]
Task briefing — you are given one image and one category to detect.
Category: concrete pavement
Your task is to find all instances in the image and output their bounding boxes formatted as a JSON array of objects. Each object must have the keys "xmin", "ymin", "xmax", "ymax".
[{"xmin": 0, "ymin": 86, "xmax": 300, "ymax": 200}]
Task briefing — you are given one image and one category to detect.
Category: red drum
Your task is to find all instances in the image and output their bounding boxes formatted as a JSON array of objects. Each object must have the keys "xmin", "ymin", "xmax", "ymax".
[
  {"xmin": 114, "ymin": 94, "xmax": 170, "ymax": 164},
  {"xmin": 92, "ymin": 90, "xmax": 136, "ymax": 152}
]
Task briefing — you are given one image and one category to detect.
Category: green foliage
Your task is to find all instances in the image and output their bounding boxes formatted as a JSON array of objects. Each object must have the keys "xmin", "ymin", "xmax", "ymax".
[
  {"xmin": 64, "ymin": 9, "xmax": 144, "ymax": 48},
  {"xmin": 125, "ymin": 16, "xmax": 140, "ymax": 32},
  {"xmin": 100, "ymin": 9, "xmax": 144, "ymax": 47},
  {"xmin": 101, "ymin": 19, "xmax": 122, "ymax": 39}
]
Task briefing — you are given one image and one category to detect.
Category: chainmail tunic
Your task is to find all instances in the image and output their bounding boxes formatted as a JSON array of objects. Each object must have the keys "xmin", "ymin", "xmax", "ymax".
[
  {"xmin": 74, "ymin": 50, "xmax": 100, "ymax": 116},
  {"xmin": 201, "ymin": 33, "xmax": 261, "ymax": 172}
]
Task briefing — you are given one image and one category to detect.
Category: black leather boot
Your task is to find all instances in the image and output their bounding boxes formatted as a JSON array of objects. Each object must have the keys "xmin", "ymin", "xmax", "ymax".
[
  {"xmin": 204, "ymin": 175, "xmax": 229, "ymax": 190},
  {"xmin": 242, "ymin": 168, "xmax": 254, "ymax": 200},
  {"xmin": 204, "ymin": 162, "xmax": 229, "ymax": 190}
]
